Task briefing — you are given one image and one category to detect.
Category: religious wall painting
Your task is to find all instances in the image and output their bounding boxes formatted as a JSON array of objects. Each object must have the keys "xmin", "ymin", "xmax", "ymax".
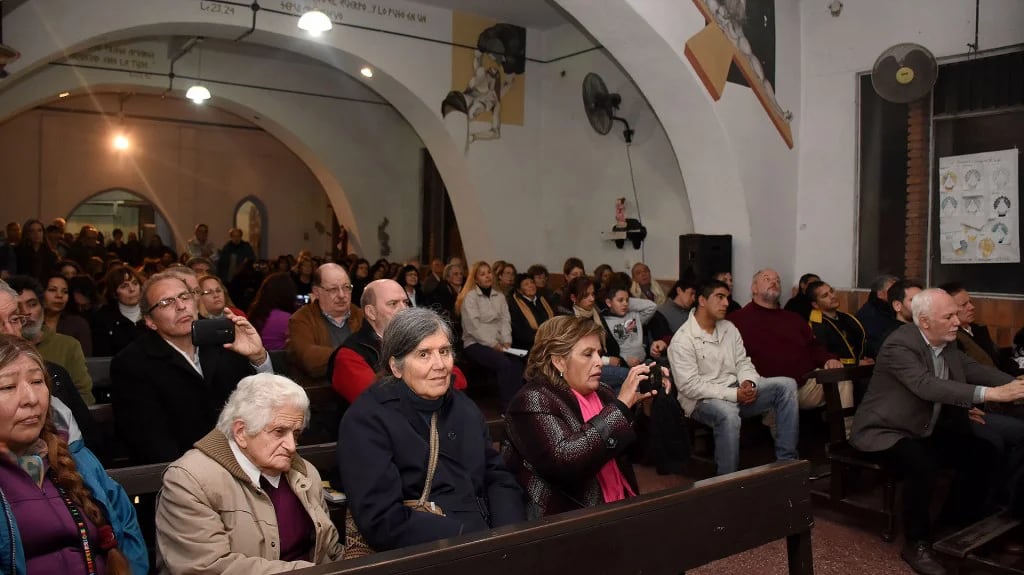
[{"xmin": 442, "ymin": 11, "xmax": 526, "ymax": 152}]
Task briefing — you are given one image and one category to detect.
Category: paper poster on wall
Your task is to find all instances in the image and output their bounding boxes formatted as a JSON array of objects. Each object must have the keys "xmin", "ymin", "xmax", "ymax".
[{"xmin": 938, "ymin": 149, "xmax": 1019, "ymax": 264}]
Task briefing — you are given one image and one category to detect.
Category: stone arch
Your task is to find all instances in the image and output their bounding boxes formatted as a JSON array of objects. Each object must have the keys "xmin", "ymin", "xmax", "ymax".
[
  {"xmin": 232, "ymin": 195, "xmax": 268, "ymax": 259},
  {"xmin": 66, "ymin": 187, "xmax": 176, "ymax": 246},
  {"xmin": 2, "ymin": 1, "xmax": 493, "ymax": 259}
]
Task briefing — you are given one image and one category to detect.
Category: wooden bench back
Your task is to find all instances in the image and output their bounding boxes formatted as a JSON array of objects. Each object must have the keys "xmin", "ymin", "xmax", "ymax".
[
  {"xmin": 291, "ymin": 460, "xmax": 813, "ymax": 575},
  {"xmin": 811, "ymin": 365, "xmax": 875, "ymax": 445}
]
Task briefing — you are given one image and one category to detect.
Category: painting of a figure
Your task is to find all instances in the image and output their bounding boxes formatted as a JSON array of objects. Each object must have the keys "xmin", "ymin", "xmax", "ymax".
[{"xmin": 443, "ymin": 12, "xmax": 526, "ymax": 151}]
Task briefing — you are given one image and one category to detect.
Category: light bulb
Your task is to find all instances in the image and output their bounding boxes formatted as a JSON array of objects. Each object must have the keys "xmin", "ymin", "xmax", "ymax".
[
  {"xmin": 298, "ymin": 11, "xmax": 332, "ymax": 36},
  {"xmin": 186, "ymin": 84, "xmax": 211, "ymax": 103},
  {"xmin": 360, "ymin": 66, "xmax": 373, "ymax": 78},
  {"xmin": 112, "ymin": 134, "xmax": 130, "ymax": 150}
]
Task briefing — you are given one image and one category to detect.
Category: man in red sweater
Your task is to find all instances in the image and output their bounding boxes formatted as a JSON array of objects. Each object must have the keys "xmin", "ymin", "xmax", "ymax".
[
  {"xmin": 730, "ymin": 269, "xmax": 847, "ymax": 411},
  {"xmin": 331, "ymin": 279, "xmax": 467, "ymax": 403}
]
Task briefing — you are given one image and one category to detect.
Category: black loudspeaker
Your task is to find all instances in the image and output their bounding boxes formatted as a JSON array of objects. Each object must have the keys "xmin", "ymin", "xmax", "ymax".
[{"xmin": 678, "ymin": 234, "xmax": 732, "ymax": 283}]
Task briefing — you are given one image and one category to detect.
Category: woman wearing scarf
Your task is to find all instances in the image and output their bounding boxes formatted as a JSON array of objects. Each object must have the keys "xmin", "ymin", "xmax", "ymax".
[
  {"xmin": 502, "ymin": 316, "xmax": 667, "ymax": 518},
  {"xmin": 338, "ymin": 308, "xmax": 525, "ymax": 552},
  {"xmin": 508, "ymin": 273, "xmax": 554, "ymax": 352}
]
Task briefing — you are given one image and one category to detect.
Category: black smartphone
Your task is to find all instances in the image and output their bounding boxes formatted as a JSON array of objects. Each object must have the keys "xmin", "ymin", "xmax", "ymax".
[
  {"xmin": 295, "ymin": 293, "xmax": 311, "ymax": 306},
  {"xmin": 192, "ymin": 317, "xmax": 236, "ymax": 347}
]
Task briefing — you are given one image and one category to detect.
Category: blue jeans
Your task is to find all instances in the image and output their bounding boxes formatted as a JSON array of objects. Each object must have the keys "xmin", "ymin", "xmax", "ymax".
[{"xmin": 690, "ymin": 376, "xmax": 799, "ymax": 475}]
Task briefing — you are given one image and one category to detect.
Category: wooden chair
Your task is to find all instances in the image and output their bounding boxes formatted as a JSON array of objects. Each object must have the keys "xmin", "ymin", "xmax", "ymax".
[{"xmin": 809, "ymin": 364, "xmax": 898, "ymax": 541}]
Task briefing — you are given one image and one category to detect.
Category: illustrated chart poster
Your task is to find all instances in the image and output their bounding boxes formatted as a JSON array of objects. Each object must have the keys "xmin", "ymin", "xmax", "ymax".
[{"xmin": 938, "ymin": 148, "xmax": 1018, "ymax": 264}]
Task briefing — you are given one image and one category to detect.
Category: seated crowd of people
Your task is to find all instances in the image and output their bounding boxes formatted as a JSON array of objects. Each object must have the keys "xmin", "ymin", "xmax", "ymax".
[{"xmin": 2, "ymin": 216, "xmax": 1024, "ymax": 574}]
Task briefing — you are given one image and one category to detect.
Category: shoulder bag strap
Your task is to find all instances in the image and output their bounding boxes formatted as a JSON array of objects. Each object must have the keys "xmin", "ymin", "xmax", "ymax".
[{"xmin": 417, "ymin": 412, "xmax": 440, "ymax": 506}]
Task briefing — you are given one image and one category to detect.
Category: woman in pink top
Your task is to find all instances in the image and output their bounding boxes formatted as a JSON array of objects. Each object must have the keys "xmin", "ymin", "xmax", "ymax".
[
  {"xmin": 502, "ymin": 316, "xmax": 667, "ymax": 518},
  {"xmin": 247, "ymin": 272, "xmax": 297, "ymax": 351}
]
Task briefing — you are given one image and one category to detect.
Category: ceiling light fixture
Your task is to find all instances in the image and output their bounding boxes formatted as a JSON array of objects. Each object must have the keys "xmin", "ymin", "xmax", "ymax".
[
  {"xmin": 360, "ymin": 66, "xmax": 373, "ymax": 78},
  {"xmin": 112, "ymin": 93, "xmax": 131, "ymax": 151},
  {"xmin": 298, "ymin": 10, "xmax": 332, "ymax": 36},
  {"xmin": 58, "ymin": 91, "xmax": 70, "ymax": 98},
  {"xmin": 186, "ymin": 84, "xmax": 211, "ymax": 103},
  {"xmin": 112, "ymin": 134, "xmax": 130, "ymax": 150},
  {"xmin": 186, "ymin": 40, "xmax": 211, "ymax": 104}
]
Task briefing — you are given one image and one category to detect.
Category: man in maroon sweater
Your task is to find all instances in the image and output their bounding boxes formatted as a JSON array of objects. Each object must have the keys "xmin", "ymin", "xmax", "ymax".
[{"xmin": 730, "ymin": 269, "xmax": 847, "ymax": 412}]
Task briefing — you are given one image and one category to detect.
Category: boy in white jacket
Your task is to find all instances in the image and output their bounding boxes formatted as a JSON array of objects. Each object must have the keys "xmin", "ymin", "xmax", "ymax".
[{"xmin": 668, "ymin": 280, "xmax": 799, "ymax": 475}]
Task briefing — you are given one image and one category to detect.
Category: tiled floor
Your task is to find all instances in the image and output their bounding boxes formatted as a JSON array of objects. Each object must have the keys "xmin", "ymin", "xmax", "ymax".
[{"xmin": 631, "ymin": 464, "xmax": 916, "ymax": 574}]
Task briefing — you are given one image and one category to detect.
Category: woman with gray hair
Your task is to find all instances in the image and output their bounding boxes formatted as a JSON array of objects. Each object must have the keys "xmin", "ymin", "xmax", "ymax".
[
  {"xmin": 338, "ymin": 307, "xmax": 525, "ymax": 553},
  {"xmin": 154, "ymin": 373, "xmax": 343, "ymax": 574}
]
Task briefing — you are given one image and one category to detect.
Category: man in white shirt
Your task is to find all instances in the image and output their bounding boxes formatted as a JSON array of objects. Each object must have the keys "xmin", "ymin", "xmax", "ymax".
[{"xmin": 668, "ymin": 280, "xmax": 799, "ymax": 475}]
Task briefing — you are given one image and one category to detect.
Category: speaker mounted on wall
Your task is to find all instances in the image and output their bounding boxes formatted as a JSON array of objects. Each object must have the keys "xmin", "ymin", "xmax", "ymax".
[{"xmin": 679, "ymin": 234, "xmax": 733, "ymax": 284}]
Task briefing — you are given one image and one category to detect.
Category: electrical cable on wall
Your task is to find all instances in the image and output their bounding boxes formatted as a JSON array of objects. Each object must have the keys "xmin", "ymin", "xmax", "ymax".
[{"xmin": 625, "ymin": 141, "xmax": 644, "ymax": 263}]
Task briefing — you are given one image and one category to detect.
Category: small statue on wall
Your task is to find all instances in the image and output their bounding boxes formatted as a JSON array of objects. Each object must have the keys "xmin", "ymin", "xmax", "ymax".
[
  {"xmin": 378, "ymin": 217, "xmax": 391, "ymax": 257},
  {"xmin": 614, "ymin": 197, "xmax": 628, "ymax": 229}
]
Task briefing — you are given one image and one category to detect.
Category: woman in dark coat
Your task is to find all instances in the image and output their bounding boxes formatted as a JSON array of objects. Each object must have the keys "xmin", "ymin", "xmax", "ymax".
[
  {"xmin": 91, "ymin": 266, "xmax": 144, "ymax": 357},
  {"xmin": 13, "ymin": 219, "xmax": 58, "ymax": 283},
  {"xmin": 337, "ymin": 307, "xmax": 525, "ymax": 552},
  {"xmin": 503, "ymin": 315, "xmax": 666, "ymax": 518}
]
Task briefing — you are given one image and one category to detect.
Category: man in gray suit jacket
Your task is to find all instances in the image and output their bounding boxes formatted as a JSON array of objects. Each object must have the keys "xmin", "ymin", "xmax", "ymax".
[{"xmin": 850, "ymin": 289, "xmax": 1024, "ymax": 575}]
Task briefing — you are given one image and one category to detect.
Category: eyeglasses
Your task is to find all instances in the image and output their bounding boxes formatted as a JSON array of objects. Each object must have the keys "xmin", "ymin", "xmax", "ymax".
[
  {"xmin": 200, "ymin": 288, "xmax": 224, "ymax": 296},
  {"xmin": 316, "ymin": 284, "xmax": 354, "ymax": 297},
  {"xmin": 146, "ymin": 291, "xmax": 194, "ymax": 314}
]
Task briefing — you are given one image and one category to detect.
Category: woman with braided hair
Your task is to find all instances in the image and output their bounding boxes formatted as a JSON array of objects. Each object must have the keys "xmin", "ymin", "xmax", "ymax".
[{"xmin": 0, "ymin": 335, "xmax": 147, "ymax": 574}]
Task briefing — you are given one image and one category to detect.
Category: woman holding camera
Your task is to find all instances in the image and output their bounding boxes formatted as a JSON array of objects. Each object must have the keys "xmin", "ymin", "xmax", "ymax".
[{"xmin": 503, "ymin": 316, "xmax": 666, "ymax": 518}]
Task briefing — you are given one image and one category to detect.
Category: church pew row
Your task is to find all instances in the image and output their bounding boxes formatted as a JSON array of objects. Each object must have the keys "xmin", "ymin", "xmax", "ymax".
[{"xmin": 107, "ymin": 454, "xmax": 813, "ymax": 575}]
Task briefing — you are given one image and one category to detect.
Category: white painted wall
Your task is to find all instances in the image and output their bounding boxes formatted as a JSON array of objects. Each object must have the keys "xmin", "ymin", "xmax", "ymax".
[
  {"xmin": 536, "ymin": 24, "xmax": 693, "ymax": 279},
  {"xmin": 796, "ymin": 0, "xmax": 1024, "ymax": 288}
]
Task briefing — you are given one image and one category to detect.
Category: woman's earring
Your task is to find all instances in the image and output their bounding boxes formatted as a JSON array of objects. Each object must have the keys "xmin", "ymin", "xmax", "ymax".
[{"xmin": 559, "ymin": 371, "xmax": 564, "ymax": 379}]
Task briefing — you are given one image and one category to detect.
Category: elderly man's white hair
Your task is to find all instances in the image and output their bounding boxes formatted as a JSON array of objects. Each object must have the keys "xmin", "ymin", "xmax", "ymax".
[
  {"xmin": 910, "ymin": 288, "xmax": 947, "ymax": 326},
  {"xmin": 0, "ymin": 280, "xmax": 16, "ymax": 299},
  {"xmin": 216, "ymin": 373, "xmax": 310, "ymax": 437}
]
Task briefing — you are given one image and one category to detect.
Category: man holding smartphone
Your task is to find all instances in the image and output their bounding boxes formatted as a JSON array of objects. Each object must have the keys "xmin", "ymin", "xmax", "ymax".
[{"xmin": 111, "ymin": 272, "xmax": 272, "ymax": 465}]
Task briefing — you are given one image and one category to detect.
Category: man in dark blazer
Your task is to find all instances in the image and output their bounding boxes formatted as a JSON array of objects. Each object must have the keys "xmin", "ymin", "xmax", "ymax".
[
  {"xmin": 111, "ymin": 272, "xmax": 272, "ymax": 465},
  {"xmin": 850, "ymin": 288, "xmax": 1024, "ymax": 575}
]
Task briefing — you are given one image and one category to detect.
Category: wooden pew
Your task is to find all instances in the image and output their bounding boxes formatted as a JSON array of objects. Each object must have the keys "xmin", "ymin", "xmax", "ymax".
[
  {"xmin": 293, "ymin": 460, "xmax": 814, "ymax": 575},
  {"xmin": 807, "ymin": 365, "xmax": 897, "ymax": 541},
  {"xmin": 107, "ymin": 442, "xmax": 340, "ymax": 496}
]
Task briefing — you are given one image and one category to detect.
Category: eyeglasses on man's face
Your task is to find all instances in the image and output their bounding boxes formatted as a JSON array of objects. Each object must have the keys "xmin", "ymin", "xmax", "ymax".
[
  {"xmin": 316, "ymin": 284, "xmax": 353, "ymax": 298},
  {"xmin": 147, "ymin": 291, "xmax": 194, "ymax": 314}
]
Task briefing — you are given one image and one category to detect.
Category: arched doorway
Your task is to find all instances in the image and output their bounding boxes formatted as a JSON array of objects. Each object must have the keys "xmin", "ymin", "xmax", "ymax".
[
  {"xmin": 233, "ymin": 196, "xmax": 267, "ymax": 259},
  {"xmin": 67, "ymin": 189, "xmax": 174, "ymax": 248}
]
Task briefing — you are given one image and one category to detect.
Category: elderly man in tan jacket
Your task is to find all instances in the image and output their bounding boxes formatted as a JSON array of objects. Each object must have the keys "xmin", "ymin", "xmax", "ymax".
[{"xmin": 155, "ymin": 374, "xmax": 343, "ymax": 574}]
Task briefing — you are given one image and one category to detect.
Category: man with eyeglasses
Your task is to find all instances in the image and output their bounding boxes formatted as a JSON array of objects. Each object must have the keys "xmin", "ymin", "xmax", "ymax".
[
  {"xmin": 287, "ymin": 263, "xmax": 364, "ymax": 387},
  {"xmin": 330, "ymin": 279, "xmax": 467, "ymax": 404},
  {"xmin": 110, "ymin": 271, "xmax": 272, "ymax": 465}
]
